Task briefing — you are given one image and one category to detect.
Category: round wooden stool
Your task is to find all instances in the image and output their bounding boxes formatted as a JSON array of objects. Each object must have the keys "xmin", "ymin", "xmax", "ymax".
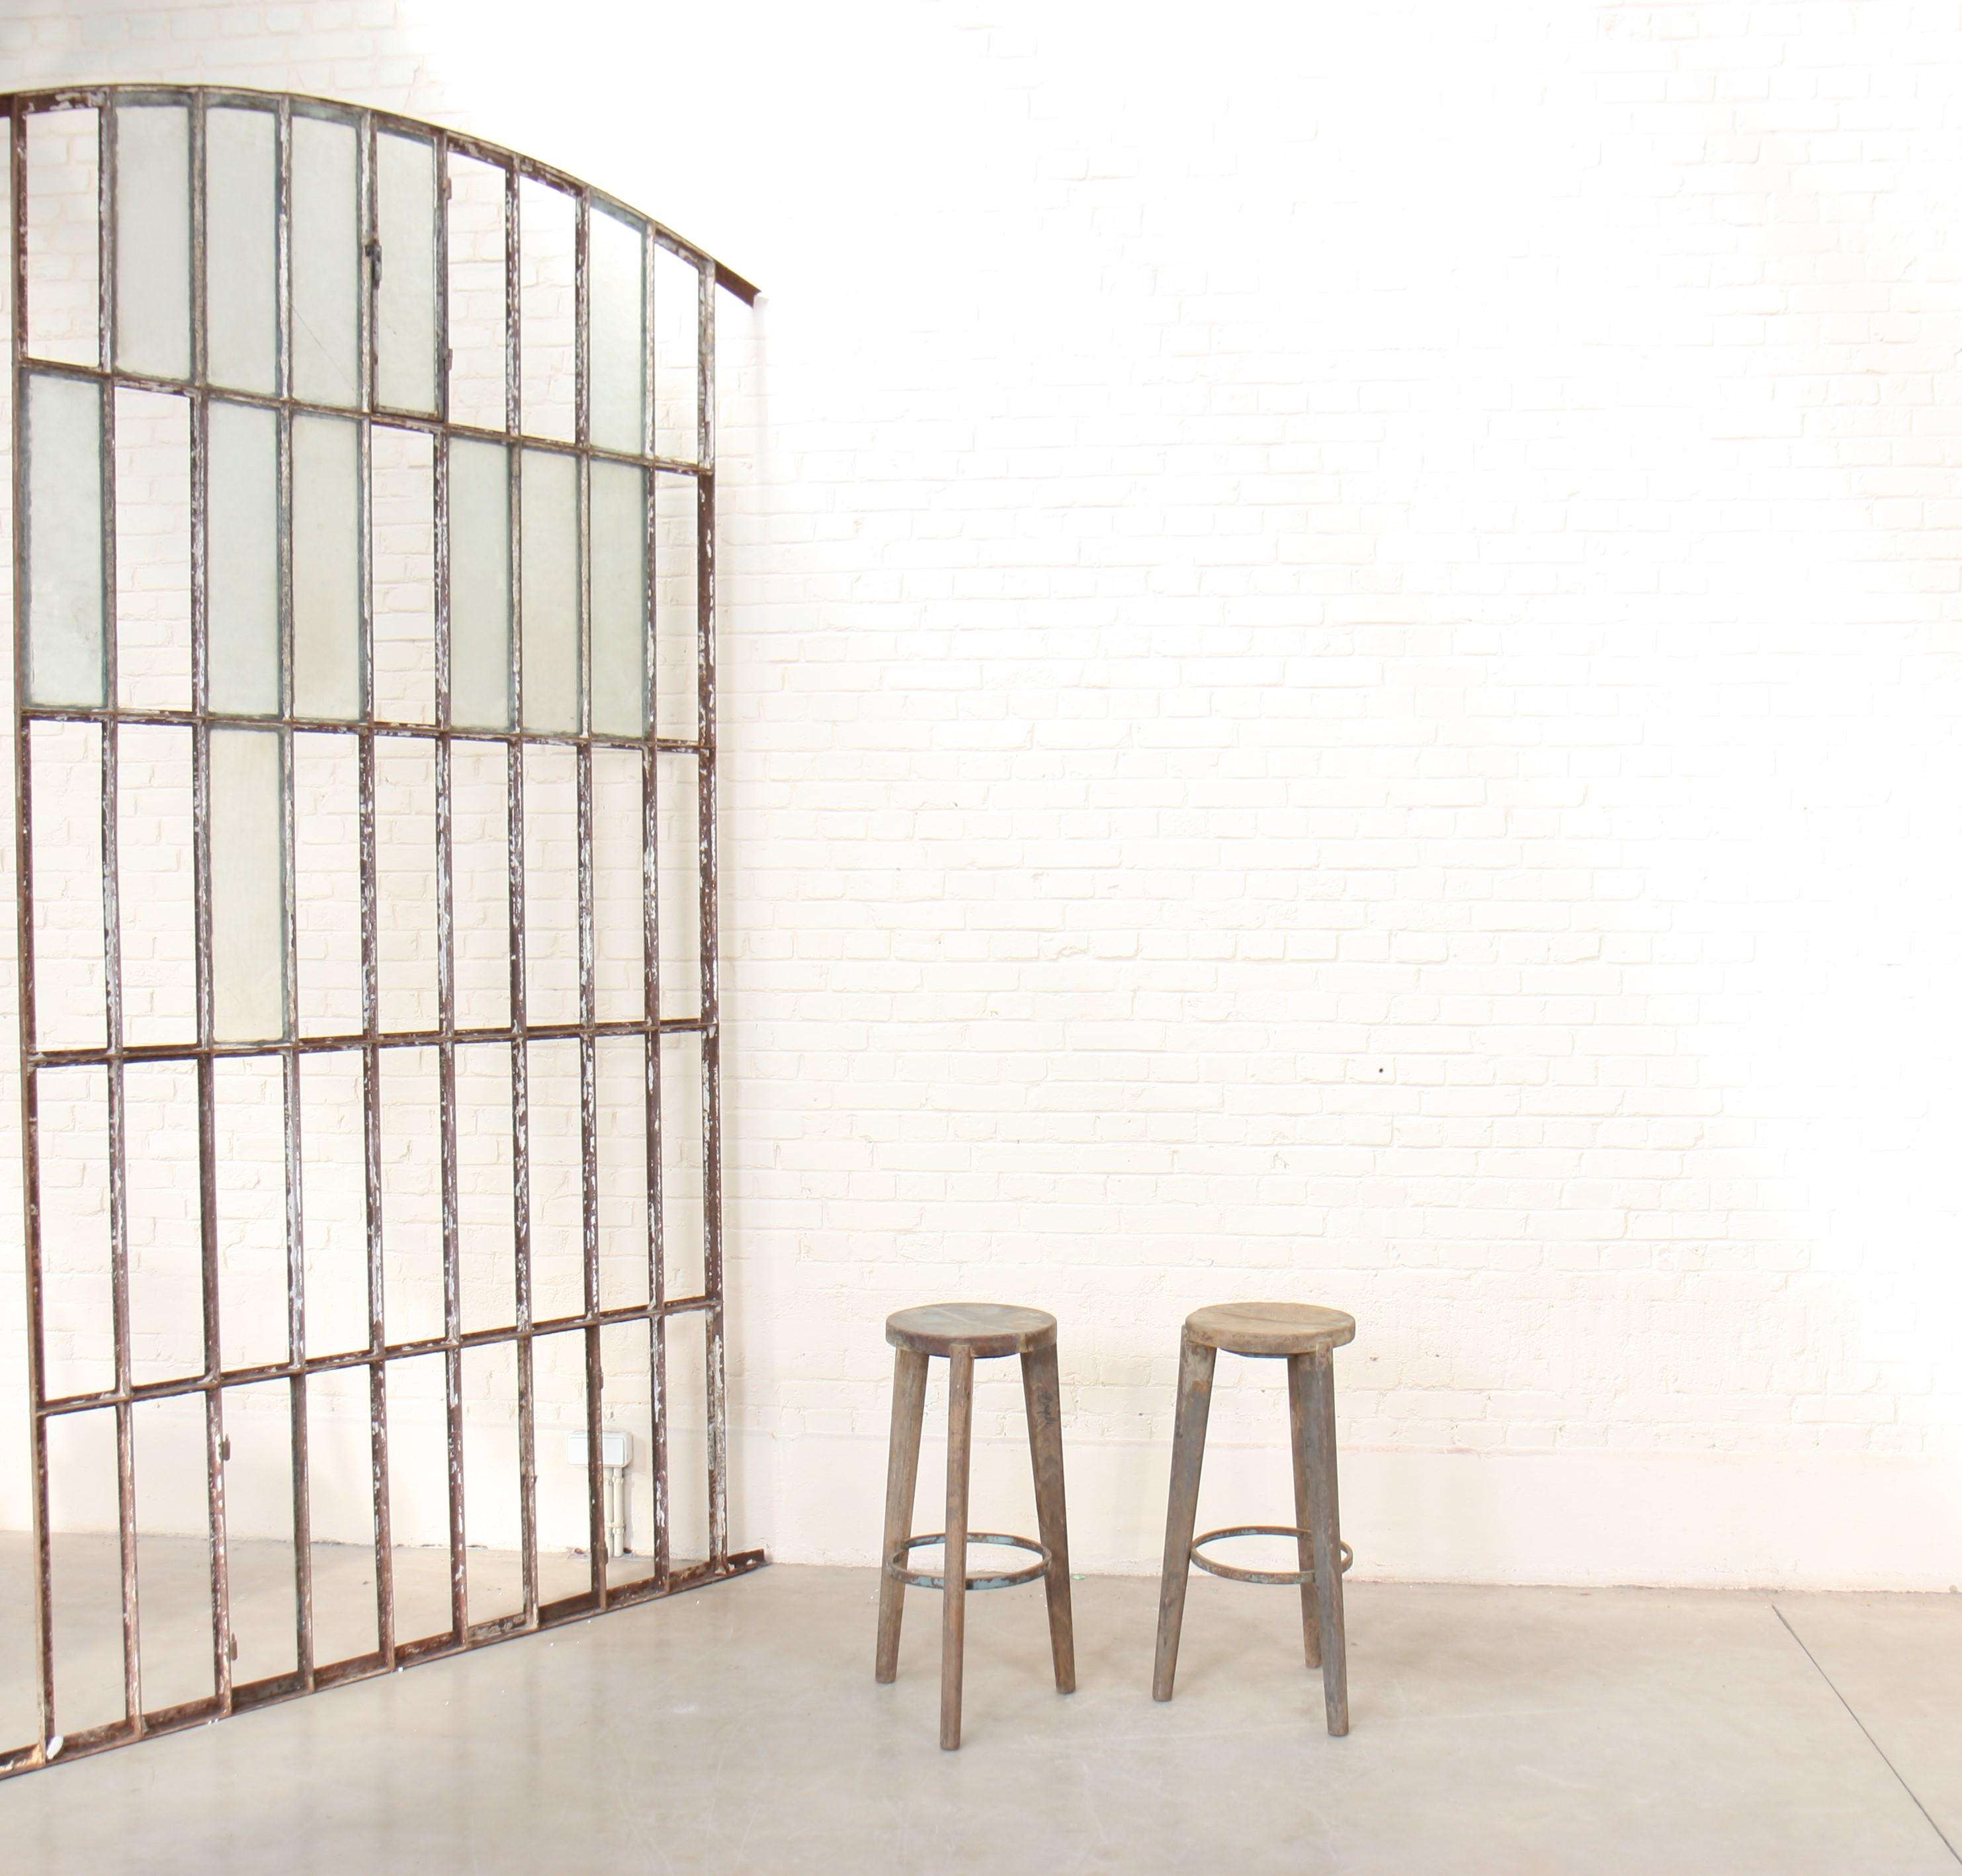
[
  {"xmin": 875, "ymin": 1302, "xmax": 1076, "ymax": 1749},
  {"xmin": 1152, "ymin": 1300, "xmax": 1356, "ymax": 1735}
]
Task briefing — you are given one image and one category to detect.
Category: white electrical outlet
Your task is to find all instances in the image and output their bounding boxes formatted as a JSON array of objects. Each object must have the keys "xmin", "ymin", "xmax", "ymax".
[{"xmin": 565, "ymin": 1429, "xmax": 631, "ymax": 1468}]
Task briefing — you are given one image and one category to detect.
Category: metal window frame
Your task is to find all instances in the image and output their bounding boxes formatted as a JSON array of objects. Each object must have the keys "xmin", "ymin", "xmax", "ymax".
[{"xmin": 3, "ymin": 84, "xmax": 760, "ymax": 1779}]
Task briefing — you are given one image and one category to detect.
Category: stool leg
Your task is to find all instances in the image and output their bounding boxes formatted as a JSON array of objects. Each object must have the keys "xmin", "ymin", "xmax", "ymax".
[
  {"xmin": 1299, "ymin": 1348, "xmax": 1349, "ymax": 1736},
  {"xmin": 940, "ymin": 1349, "xmax": 975, "ymax": 1750},
  {"xmin": 1020, "ymin": 1342, "xmax": 1076, "ymax": 1695},
  {"xmin": 1152, "ymin": 1331, "xmax": 1216, "ymax": 1702},
  {"xmin": 1285, "ymin": 1355, "xmax": 1322, "ymax": 1670},
  {"xmin": 874, "ymin": 1348, "xmax": 928, "ymax": 1684}
]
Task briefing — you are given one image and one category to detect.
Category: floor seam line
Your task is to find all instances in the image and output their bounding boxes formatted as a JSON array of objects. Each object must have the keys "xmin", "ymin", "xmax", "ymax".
[{"xmin": 1770, "ymin": 1601, "xmax": 1961, "ymax": 1870}]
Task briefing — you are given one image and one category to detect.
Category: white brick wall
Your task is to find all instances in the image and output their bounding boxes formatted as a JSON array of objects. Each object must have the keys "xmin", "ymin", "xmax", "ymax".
[{"xmin": 1, "ymin": 0, "xmax": 1961, "ymax": 1589}]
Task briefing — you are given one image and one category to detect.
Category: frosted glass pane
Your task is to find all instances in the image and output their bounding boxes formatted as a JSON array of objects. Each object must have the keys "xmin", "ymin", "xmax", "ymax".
[
  {"xmin": 114, "ymin": 105, "xmax": 190, "ymax": 381},
  {"xmin": 448, "ymin": 439, "xmax": 511, "ymax": 730},
  {"xmin": 210, "ymin": 729, "xmax": 288, "ymax": 1043},
  {"xmin": 589, "ymin": 207, "xmax": 645, "ymax": 456},
  {"xmin": 293, "ymin": 415, "xmax": 363, "ymax": 719},
  {"xmin": 589, "ymin": 461, "xmax": 645, "ymax": 737},
  {"xmin": 520, "ymin": 449, "xmax": 579, "ymax": 734},
  {"xmin": 292, "ymin": 114, "xmax": 360, "ymax": 409},
  {"xmin": 376, "ymin": 133, "xmax": 437, "ymax": 414},
  {"xmin": 206, "ymin": 107, "xmax": 278, "ymax": 395},
  {"xmin": 207, "ymin": 400, "xmax": 280, "ymax": 716},
  {"xmin": 25, "ymin": 372, "xmax": 106, "ymax": 708}
]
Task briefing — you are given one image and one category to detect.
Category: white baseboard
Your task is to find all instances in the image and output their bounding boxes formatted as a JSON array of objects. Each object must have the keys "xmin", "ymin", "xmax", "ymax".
[{"xmin": 729, "ymin": 1433, "xmax": 1962, "ymax": 1593}]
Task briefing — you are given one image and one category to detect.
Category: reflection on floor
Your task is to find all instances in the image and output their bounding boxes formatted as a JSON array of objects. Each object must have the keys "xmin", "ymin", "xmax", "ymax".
[
  {"xmin": 0, "ymin": 1531, "xmax": 657, "ymax": 1754},
  {"xmin": 3, "ymin": 1544, "xmax": 1960, "ymax": 1876}
]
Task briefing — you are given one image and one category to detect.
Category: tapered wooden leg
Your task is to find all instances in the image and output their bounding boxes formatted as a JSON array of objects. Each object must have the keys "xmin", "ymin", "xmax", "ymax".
[
  {"xmin": 1286, "ymin": 1355, "xmax": 1322, "ymax": 1670},
  {"xmin": 1301, "ymin": 1348, "xmax": 1349, "ymax": 1736},
  {"xmin": 940, "ymin": 1350, "xmax": 974, "ymax": 1750},
  {"xmin": 1152, "ymin": 1332, "xmax": 1216, "ymax": 1702},
  {"xmin": 874, "ymin": 1349, "xmax": 929, "ymax": 1684},
  {"xmin": 1020, "ymin": 1342, "xmax": 1076, "ymax": 1695}
]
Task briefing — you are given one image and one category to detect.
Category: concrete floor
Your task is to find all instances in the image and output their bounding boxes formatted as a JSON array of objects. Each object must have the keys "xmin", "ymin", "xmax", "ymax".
[{"xmin": 1, "ymin": 1553, "xmax": 1959, "ymax": 1875}]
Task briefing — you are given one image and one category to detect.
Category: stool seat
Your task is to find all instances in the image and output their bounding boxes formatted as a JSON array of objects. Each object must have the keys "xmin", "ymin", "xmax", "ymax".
[
  {"xmin": 1184, "ymin": 1300, "xmax": 1355, "ymax": 1357},
  {"xmin": 886, "ymin": 1302, "xmax": 1056, "ymax": 1359}
]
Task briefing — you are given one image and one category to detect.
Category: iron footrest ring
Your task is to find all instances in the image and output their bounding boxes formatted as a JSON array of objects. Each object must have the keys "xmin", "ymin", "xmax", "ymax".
[
  {"xmin": 1189, "ymin": 1524, "xmax": 1355, "ymax": 1588},
  {"xmin": 887, "ymin": 1531, "xmax": 1050, "ymax": 1592}
]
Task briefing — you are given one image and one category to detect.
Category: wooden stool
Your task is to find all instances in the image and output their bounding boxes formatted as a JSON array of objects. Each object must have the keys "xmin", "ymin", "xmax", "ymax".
[
  {"xmin": 1152, "ymin": 1301, "xmax": 1356, "ymax": 1735},
  {"xmin": 875, "ymin": 1302, "xmax": 1076, "ymax": 1749}
]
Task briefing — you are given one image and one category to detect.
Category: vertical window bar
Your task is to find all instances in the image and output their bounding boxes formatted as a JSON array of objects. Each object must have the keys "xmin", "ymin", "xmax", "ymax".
[
  {"xmin": 501, "ymin": 155, "xmax": 539, "ymax": 1629},
  {"xmin": 270, "ymin": 91, "xmax": 312, "ymax": 1692},
  {"xmin": 696, "ymin": 259, "xmax": 727, "ymax": 1568},
  {"xmin": 272, "ymin": 91, "xmax": 315, "ymax": 1691},
  {"xmin": 427, "ymin": 128, "xmax": 467, "ymax": 1647},
  {"xmin": 182, "ymin": 89, "xmax": 236, "ymax": 1717},
  {"xmin": 574, "ymin": 187, "xmax": 607, "ymax": 1603},
  {"xmin": 640, "ymin": 217, "xmax": 669, "ymax": 1592},
  {"xmin": 345, "ymin": 110, "xmax": 395, "ymax": 1662},
  {"xmin": 96, "ymin": 95, "xmax": 144, "ymax": 1736},
  {"xmin": 8, "ymin": 99, "xmax": 61, "ymax": 1768}
]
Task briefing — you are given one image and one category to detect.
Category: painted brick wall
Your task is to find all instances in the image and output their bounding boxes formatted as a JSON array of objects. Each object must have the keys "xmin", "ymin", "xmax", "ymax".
[{"xmin": 1, "ymin": 0, "xmax": 1960, "ymax": 1590}]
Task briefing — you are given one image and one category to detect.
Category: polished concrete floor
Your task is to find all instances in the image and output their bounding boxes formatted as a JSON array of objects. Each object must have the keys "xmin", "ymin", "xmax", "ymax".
[{"xmin": 1, "ymin": 1549, "xmax": 1959, "ymax": 1875}]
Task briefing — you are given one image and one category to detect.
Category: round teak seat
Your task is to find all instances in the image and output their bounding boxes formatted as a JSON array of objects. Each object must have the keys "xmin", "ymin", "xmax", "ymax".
[
  {"xmin": 1184, "ymin": 1300, "xmax": 1355, "ymax": 1358},
  {"xmin": 876, "ymin": 1302, "xmax": 1074, "ymax": 1750},
  {"xmin": 886, "ymin": 1302, "xmax": 1057, "ymax": 1361}
]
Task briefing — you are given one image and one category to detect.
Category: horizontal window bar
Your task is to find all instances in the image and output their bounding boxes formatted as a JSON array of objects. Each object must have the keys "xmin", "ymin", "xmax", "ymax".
[
  {"xmin": 37, "ymin": 1296, "xmax": 716, "ymax": 1415},
  {"xmin": 20, "ymin": 706, "xmax": 701, "ymax": 757},
  {"xmin": 29, "ymin": 1016, "xmax": 705, "ymax": 1069},
  {"xmin": 13, "ymin": 356, "xmax": 710, "ymax": 472}
]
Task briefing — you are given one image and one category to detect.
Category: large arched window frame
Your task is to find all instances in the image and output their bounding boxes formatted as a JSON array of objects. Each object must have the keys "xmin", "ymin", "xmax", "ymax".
[{"xmin": 3, "ymin": 84, "xmax": 759, "ymax": 1777}]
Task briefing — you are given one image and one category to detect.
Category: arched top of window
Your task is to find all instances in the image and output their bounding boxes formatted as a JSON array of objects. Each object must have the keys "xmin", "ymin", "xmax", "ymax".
[{"xmin": 7, "ymin": 83, "xmax": 755, "ymax": 464}]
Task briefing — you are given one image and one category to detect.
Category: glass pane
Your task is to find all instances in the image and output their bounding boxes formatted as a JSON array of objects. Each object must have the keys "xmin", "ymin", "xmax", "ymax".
[
  {"xmin": 114, "ymin": 386, "xmax": 193, "ymax": 712},
  {"xmin": 589, "ymin": 460, "xmax": 645, "ymax": 737},
  {"xmin": 24, "ymin": 108, "xmax": 100, "ymax": 368},
  {"xmin": 660, "ymin": 1030, "xmax": 705, "ymax": 1299},
  {"xmin": 372, "ymin": 425, "xmax": 436, "ymax": 723},
  {"xmin": 293, "ymin": 414, "xmax": 363, "ymax": 719},
  {"xmin": 654, "ymin": 472, "xmax": 698, "ymax": 740},
  {"xmin": 653, "ymin": 244, "xmax": 701, "ymax": 462},
  {"xmin": 656, "ymin": 752, "xmax": 701, "ymax": 1021},
  {"xmin": 206, "ymin": 106, "xmax": 278, "ymax": 394},
  {"xmin": 445, "ymin": 152, "xmax": 507, "ymax": 432},
  {"xmin": 120, "ymin": 724, "xmax": 196, "ymax": 1047},
  {"xmin": 24, "ymin": 372, "xmax": 106, "ymax": 708},
  {"xmin": 591, "ymin": 747, "xmax": 643, "ymax": 1023},
  {"xmin": 207, "ymin": 400, "xmax": 279, "ymax": 715},
  {"xmin": 210, "ymin": 727, "xmax": 288, "ymax": 1043},
  {"xmin": 589, "ymin": 206, "xmax": 645, "ymax": 455},
  {"xmin": 522, "ymin": 747, "xmax": 579, "ymax": 1026},
  {"xmin": 519, "ymin": 448, "xmax": 578, "ymax": 734},
  {"xmin": 519, "ymin": 178, "xmax": 575, "ymax": 441},
  {"xmin": 28, "ymin": 722, "xmax": 107, "ymax": 1054},
  {"xmin": 448, "ymin": 439, "xmax": 510, "ymax": 729},
  {"xmin": 375, "ymin": 132, "xmax": 437, "ymax": 414},
  {"xmin": 291, "ymin": 113, "xmax": 360, "ymax": 409},
  {"xmin": 114, "ymin": 104, "xmax": 190, "ymax": 381}
]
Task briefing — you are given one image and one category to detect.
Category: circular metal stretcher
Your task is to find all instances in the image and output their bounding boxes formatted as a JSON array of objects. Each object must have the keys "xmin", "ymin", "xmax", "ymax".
[
  {"xmin": 1189, "ymin": 1523, "xmax": 1355, "ymax": 1588},
  {"xmin": 888, "ymin": 1530, "xmax": 1052, "ymax": 1592}
]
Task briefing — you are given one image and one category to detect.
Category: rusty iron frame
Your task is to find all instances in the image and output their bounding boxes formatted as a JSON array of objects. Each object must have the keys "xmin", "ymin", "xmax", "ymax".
[{"xmin": 3, "ymin": 84, "xmax": 760, "ymax": 1778}]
